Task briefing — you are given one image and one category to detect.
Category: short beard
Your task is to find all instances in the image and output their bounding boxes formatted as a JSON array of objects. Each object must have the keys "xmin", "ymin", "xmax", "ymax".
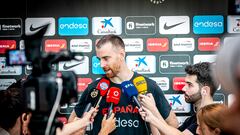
[
  {"xmin": 185, "ymin": 90, "xmax": 201, "ymax": 104},
  {"xmin": 105, "ymin": 63, "xmax": 121, "ymax": 78}
]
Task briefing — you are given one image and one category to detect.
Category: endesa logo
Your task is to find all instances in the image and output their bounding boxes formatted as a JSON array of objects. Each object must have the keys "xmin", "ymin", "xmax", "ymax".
[
  {"xmin": 92, "ymin": 56, "xmax": 105, "ymax": 74},
  {"xmin": 0, "ymin": 40, "xmax": 16, "ymax": 54},
  {"xmin": 58, "ymin": 17, "xmax": 88, "ymax": 36},
  {"xmin": 165, "ymin": 94, "xmax": 191, "ymax": 113},
  {"xmin": 147, "ymin": 38, "xmax": 169, "ymax": 52},
  {"xmin": 198, "ymin": 37, "xmax": 220, "ymax": 51},
  {"xmin": 193, "ymin": 15, "xmax": 224, "ymax": 34},
  {"xmin": 44, "ymin": 39, "xmax": 67, "ymax": 53},
  {"xmin": 173, "ymin": 77, "xmax": 185, "ymax": 91},
  {"xmin": 77, "ymin": 78, "xmax": 92, "ymax": 92}
]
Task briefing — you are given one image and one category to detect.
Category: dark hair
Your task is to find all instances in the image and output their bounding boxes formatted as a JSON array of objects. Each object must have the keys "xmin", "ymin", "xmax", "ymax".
[
  {"xmin": 96, "ymin": 34, "xmax": 125, "ymax": 50},
  {"xmin": 185, "ymin": 62, "xmax": 218, "ymax": 96},
  {"xmin": 0, "ymin": 80, "xmax": 26, "ymax": 130}
]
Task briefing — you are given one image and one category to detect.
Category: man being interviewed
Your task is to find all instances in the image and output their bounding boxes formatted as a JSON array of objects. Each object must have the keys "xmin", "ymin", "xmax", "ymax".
[{"xmin": 68, "ymin": 34, "xmax": 178, "ymax": 135}]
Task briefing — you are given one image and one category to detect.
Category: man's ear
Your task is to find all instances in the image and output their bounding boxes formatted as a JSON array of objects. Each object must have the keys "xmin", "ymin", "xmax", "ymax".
[
  {"xmin": 119, "ymin": 49, "xmax": 125, "ymax": 61},
  {"xmin": 201, "ymin": 86, "xmax": 210, "ymax": 96},
  {"xmin": 21, "ymin": 113, "xmax": 31, "ymax": 125},
  {"xmin": 214, "ymin": 128, "xmax": 221, "ymax": 135}
]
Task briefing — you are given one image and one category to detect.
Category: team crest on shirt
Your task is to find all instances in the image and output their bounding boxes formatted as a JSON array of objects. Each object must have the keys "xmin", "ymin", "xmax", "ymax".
[{"xmin": 90, "ymin": 88, "xmax": 99, "ymax": 98}]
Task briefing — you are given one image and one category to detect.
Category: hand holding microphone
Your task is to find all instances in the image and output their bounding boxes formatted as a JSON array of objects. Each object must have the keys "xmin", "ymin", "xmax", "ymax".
[{"xmin": 106, "ymin": 87, "xmax": 121, "ymax": 118}]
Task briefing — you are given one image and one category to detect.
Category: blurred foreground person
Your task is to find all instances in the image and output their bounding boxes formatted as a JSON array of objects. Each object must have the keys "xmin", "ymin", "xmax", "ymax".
[
  {"xmin": 196, "ymin": 103, "xmax": 227, "ymax": 135},
  {"xmin": 0, "ymin": 81, "xmax": 31, "ymax": 135},
  {"xmin": 215, "ymin": 38, "xmax": 240, "ymax": 135}
]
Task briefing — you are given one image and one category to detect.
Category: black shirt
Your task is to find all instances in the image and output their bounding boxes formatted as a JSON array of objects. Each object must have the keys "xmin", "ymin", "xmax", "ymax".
[
  {"xmin": 74, "ymin": 72, "xmax": 172, "ymax": 135},
  {"xmin": 178, "ymin": 113, "xmax": 197, "ymax": 135}
]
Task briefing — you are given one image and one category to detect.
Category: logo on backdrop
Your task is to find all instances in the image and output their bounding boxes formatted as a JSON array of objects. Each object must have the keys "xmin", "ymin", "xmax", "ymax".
[
  {"xmin": 25, "ymin": 18, "xmax": 55, "ymax": 36},
  {"xmin": 77, "ymin": 78, "xmax": 92, "ymax": 92},
  {"xmin": 0, "ymin": 40, "xmax": 16, "ymax": 54},
  {"xmin": 58, "ymin": 17, "xmax": 88, "ymax": 36},
  {"xmin": 92, "ymin": 17, "xmax": 122, "ymax": 35},
  {"xmin": 193, "ymin": 15, "xmax": 224, "ymax": 34},
  {"xmin": 123, "ymin": 38, "xmax": 143, "ymax": 52},
  {"xmin": 227, "ymin": 15, "xmax": 240, "ymax": 33},
  {"xmin": 126, "ymin": 55, "xmax": 156, "ymax": 74},
  {"xmin": 0, "ymin": 79, "xmax": 16, "ymax": 90},
  {"xmin": 59, "ymin": 56, "xmax": 89, "ymax": 75},
  {"xmin": 92, "ymin": 56, "xmax": 105, "ymax": 74},
  {"xmin": 172, "ymin": 38, "xmax": 194, "ymax": 51},
  {"xmin": 125, "ymin": 16, "xmax": 156, "ymax": 35},
  {"xmin": 173, "ymin": 77, "xmax": 185, "ymax": 91},
  {"xmin": 159, "ymin": 55, "xmax": 190, "ymax": 74},
  {"xmin": 213, "ymin": 93, "xmax": 225, "ymax": 104},
  {"xmin": 147, "ymin": 38, "xmax": 169, "ymax": 52},
  {"xmin": 70, "ymin": 39, "xmax": 92, "ymax": 52},
  {"xmin": 44, "ymin": 39, "xmax": 67, "ymax": 53},
  {"xmin": 193, "ymin": 54, "xmax": 216, "ymax": 64},
  {"xmin": 150, "ymin": 77, "xmax": 169, "ymax": 91},
  {"xmin": 159, "ymin": 16, "xmax": 190, "ymax": 34},
  {"xmin": 0, "ymin": 57, "xmax": 22, "ymax": 75},
  {"xmin": 0, "ymin": 18, "xmax": 22, "ymax": 37},
  {"xmin": 165, "ymin": 94, "xmax": 191, "ymax": 113},
  {"xmin": 198, "ymin": 37, "xmax": 220, "ymax": 51}
]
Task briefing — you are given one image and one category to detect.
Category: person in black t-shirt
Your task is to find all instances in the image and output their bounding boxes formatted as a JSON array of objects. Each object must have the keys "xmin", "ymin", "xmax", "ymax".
[
  {"xmin": 68, "ymin": 34, "xmax": 178, "ymax": 135},
  {"xmin": 139, "ymin": 62, "xmax": 218, "ymax": 135}
]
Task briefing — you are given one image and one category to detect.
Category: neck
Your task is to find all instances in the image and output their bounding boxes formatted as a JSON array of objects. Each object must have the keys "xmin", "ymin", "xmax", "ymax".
[
  {"xmin": 194, "ymin": 96, "xmax": 214, "ymax": 111},
  {"xmin": 109, "ymin": 63, "xmax": 134, "ymax": 84}
]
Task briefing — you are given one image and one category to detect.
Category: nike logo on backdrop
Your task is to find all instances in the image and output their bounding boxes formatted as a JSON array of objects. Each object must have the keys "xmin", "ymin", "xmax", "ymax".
[
  {"xmin": 63, "ymin": 62, "xmax": 83, "ymax": 70},
  {"xmin": 163, "ymin": 21, "xmax": 186, "ymax": 30},
  {"xmin": 30, "ymin": 24, "xmax": 48, "ymax": 32}
]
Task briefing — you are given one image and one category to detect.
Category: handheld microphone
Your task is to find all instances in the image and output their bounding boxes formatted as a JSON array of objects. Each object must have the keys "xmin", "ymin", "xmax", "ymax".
[
  {"xmin": 133, "ymin": 76, "xmax": 147, "ymax": 94},
  {"xmin": 121, "ymin": 81, "xmax": 141, "ymax": 108},
  {"xmin": 106, "ymin": 87, "xmax": 121, "ymax": 118},
  {"xmin": 94, "ymin": 78, "xmax": 110, "ymax": 108}
]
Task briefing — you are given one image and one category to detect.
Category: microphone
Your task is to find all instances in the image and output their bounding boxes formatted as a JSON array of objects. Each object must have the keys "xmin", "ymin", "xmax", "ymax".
[
  {"xmin": 94, "ymin": 78, "xmax": 110, "ymax": 108},
  {"xmin": 133, "ymin": 76, "xmax": 147, "ymax": 94},
  {"xmin": 106, "ymin": 87, "xmax": 121, "ymax": 118},
  {"xmin": 121, "ymin": 81, "xmax": 141, "ymax": 108}
]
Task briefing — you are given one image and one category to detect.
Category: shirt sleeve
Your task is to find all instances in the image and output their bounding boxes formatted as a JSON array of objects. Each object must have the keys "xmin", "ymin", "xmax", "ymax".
[
  {"xmin": 148, "ymin": 80, "xmax": 172, "ymax": 120},
  {"xmin": 74, "ymin": 86, "xmax": 91, "ymax": 117}
]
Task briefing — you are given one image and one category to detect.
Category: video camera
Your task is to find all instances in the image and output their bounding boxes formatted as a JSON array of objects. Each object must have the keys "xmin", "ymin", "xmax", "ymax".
[{"xmin": 6, "ymin": 24, "xmax": 79, "ymax": 135}]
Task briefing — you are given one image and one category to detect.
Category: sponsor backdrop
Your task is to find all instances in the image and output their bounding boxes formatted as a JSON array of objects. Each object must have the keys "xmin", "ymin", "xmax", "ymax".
[{"xmin": 0, "ymin": 0, "xmax": 238, "ymax": 121}]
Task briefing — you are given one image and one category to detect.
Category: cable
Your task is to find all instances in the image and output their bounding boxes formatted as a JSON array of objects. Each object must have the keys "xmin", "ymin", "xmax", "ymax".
[{"xmin": 45, "ymin": 78, "xmax": 63, "ymax": 135}]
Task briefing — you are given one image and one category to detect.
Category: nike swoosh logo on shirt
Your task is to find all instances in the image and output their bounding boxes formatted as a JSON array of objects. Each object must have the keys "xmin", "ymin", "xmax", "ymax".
[
  {"xmin": 163, "ymin": 21, "xmax": 186, "ymax": 30},
  {"xmin": 30, "ymin": 24, "xmax": 48, "ymax": 32},
  {"xmin": 63, "ymin": 62, "xmax": 83, "ymax": 70}
]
